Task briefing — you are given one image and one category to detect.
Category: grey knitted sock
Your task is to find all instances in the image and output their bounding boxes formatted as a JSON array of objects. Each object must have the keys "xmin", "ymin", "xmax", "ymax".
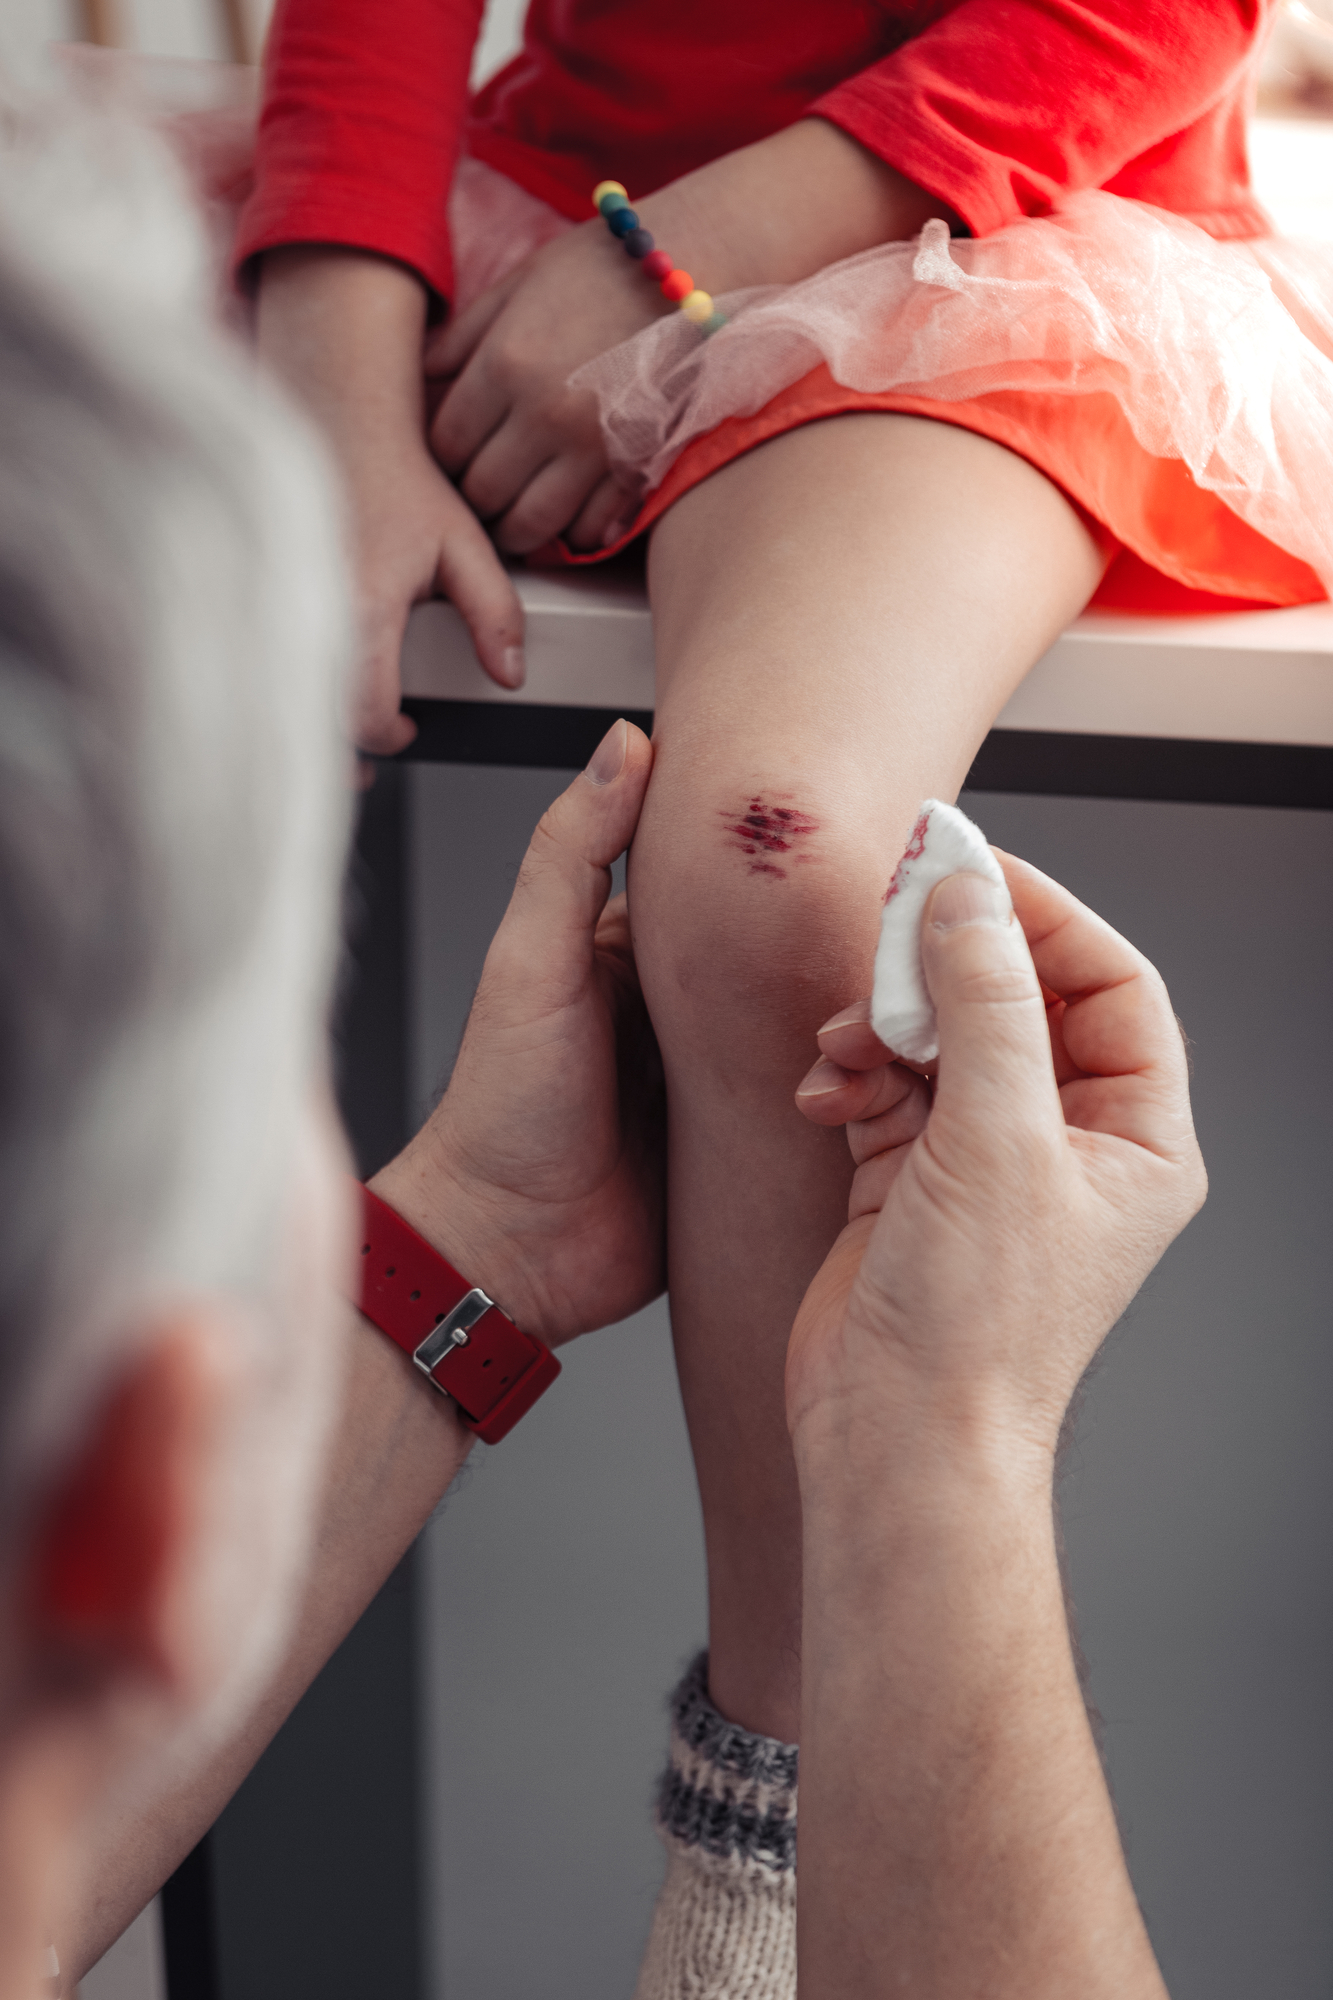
[{"xmin": 632, "ymin": 1654, "xmax": 797, "ymax": 2000}]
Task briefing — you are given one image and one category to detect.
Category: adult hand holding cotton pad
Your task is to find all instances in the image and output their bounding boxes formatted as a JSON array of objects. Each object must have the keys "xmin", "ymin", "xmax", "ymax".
[{"xmin": 871, "ymin": 799, "xmax": 1009, "ymax": 1063}]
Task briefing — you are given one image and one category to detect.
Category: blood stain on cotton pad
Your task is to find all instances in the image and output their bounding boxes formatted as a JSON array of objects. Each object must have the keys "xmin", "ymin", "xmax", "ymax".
[
  {"xmin": 871, "ymin": 798, "xmax": 1008, "ymax": 1064},
  {"xmin": 719, "ymin": 795, "xmax": 821, "ymax": 880}
]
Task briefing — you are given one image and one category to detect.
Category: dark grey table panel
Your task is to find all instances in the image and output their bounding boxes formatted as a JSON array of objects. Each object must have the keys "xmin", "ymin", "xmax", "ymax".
[{"xmin": 400, "ymin": 700, "xmax": 1333, "ymax": 810}]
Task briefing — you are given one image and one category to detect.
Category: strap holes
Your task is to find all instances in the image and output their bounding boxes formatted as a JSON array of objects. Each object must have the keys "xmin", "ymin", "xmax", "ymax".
[
  {"xmin": 482, "ymin": 1357, "xmax": 492, "ymax": 1368},
  {"xmin": 434, "ymin": 1311, "xmax": 445, "ymax": 1324},
  {"xmin": 361, "ymin": 1243, "xmax": 370, "ymax": 1255},
  {"xmin": 385, "ymin": 1265, "xmax": 396, "ymax": 1276},
  {"xmin": 410, "ymin": 1289, "xmax": 421, "ymax": 1301}
]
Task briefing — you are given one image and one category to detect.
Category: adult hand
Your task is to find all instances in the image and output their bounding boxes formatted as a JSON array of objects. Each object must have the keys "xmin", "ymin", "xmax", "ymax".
[
  {"xmin": 257, "ymin": 248, "xmax": 526, "ymax": 755},
  {"xmin": 789, "ymin": 851, "xmax": 1207, "ymax": 1460},
  {"xmin": 373, "ymin": 720, "xmax": 665, "ymax": 1344},
  {"xmin": 791, "ymin": 851, "xmax": 1190, "ymax": 2000}
]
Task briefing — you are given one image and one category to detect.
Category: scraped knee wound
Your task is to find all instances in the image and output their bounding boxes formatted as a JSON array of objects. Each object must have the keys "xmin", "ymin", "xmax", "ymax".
[{"xmin": 871, "ymin": 799, "xmax": 1007, "ymax": 1063}]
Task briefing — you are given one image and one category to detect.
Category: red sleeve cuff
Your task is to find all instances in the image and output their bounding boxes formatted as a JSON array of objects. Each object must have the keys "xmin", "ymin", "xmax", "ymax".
[
  {"xmin": 234, "ymin": 0, "xmax": 486, "ymax": 308},
  {"xmin": 813, "ymin": 77, "xmax": 1045, "ymax": 239},
  {"xmin": 234, "ymin": 183, "xmax": 454, "ymax": 305},
  {"xmin": 812, "ymin": 0, "xmax": 1264, "ymax": 241}
]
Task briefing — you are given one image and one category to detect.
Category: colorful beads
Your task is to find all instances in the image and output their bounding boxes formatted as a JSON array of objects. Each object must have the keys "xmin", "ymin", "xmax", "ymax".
[{"xmin": 594, "ymin": 181, "xmax": 726, "ymax": 336}]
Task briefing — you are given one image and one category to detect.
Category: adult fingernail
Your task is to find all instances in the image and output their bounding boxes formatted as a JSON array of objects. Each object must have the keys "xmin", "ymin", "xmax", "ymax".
[
  {"xmin": 819, "ymin": 998, "xmax": 871, "ymax": 1034},
  {"xmin": 502, "ymin": 645, "xmax": 526, "ymax": 688},
  {"xmin": 584, "ymin": 717, "xmax": 628, "ymax": 786},
  {"xmin": 797, "ymin": 1057, "xmax": 848, "ymax": 1097},
  {"xmin": 929, "ymin": 872, "xmax": 1012, "ymax": 930}
]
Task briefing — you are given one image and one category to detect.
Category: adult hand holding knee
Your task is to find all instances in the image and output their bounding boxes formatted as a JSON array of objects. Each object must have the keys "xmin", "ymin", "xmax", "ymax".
[
  {"xmin": 373, "ymin": 719, "xmax": 665, "ymax": 1345},
  {"xmin": 788, "ymin": 854, "xmax": 1202, "ymax": 1999},
  {"xmin": 790, "ymin": 851, "xmax": 1207, "ymax": 1462}
]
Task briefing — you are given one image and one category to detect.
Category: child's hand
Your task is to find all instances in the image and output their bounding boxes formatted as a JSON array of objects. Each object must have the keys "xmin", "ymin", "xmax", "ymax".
[
  {"xmin": 428, "ymin": 124, "xmax": 959, "ymax": 558},
  {"xmin": 258, "ymin": 249, "xmax": 526, "ymax": 755},
  {"xmin": 335, "ymin": 413, "xmax": 526, "ymax": 753},
  {"xmin": 426, "ymin": 222, "xmax": 668, "ymax": 555}
]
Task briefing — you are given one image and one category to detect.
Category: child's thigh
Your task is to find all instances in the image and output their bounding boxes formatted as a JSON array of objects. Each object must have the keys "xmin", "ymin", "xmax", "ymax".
[{"xmin": 632, "ymin": 412, "xmax": 1105, "ymax": 1056}]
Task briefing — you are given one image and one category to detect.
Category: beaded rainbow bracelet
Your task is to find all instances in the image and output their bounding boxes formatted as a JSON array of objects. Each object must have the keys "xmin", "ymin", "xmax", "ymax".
[{"xmin": 592, "ymin": 181, "xmax": 727, "ymax": 336}]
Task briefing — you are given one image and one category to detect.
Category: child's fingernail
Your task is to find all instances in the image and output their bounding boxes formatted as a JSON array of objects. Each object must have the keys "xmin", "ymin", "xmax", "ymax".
[
  {"xmin": 797, "ymin": 1057, "xmax": 849, "ymax": 1097},
  {"xmin": 584, "ymin": 718, "xmax": 628, "ymax": 787},
  {"xmin": 929, "ymin": 872, "xmax": 1011, "ymax": 931},
  {"xmin": 502, "ymin": 645, "xmax": 526, "ymax": 688}
]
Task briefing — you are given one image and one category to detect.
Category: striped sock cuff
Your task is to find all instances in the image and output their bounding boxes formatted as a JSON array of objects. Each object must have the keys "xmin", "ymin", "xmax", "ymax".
[{"xmin": 656, "ymin": 1653, "xmax": 798, "ymax": 1876}]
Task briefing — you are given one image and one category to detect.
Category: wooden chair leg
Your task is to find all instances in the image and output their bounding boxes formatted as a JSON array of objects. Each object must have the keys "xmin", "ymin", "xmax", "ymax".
[
  {"xmin": 76, "ymin": 0, "xmax": 125, "ymax": 46},
  {"xmin": 74, "ymin": 0, "xmax": 261, "ymax": 64},
  {"xmin": 216, "ymin": 0, "xmax": 259, "ymax": 65}
]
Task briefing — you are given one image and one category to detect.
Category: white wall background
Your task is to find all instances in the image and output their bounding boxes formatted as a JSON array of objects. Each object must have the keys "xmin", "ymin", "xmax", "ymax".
[{"xmin": 0, "ymin": 0, "xmax": 526, "ymax": 83}]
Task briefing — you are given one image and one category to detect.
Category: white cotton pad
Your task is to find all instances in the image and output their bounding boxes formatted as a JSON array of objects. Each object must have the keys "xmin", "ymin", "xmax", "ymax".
[{"xmin": 871, "ymin": 799, "xmax": 1007, "ymax": 1063}]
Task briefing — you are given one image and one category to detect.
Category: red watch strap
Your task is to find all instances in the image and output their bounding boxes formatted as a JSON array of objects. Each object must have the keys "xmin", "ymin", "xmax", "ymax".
[{"xmin": 356, "ymin": 1185, "xmax": 559, "ymax": 1444}]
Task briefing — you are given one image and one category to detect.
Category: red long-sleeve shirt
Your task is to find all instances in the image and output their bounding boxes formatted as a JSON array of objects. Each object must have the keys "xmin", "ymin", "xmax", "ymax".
[{"xmin": 236, "ymin": 0, "xmax": 1274, "ymax": 307}]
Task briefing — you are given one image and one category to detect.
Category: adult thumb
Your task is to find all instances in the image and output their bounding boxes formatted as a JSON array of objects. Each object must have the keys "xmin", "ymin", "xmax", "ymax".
[
  {"xmin": 489, "ymin": 719, "xmax": 654, "ymax": 982},
  {"xmin": 920, "ymin": 871, "xmax": 1062, "ymax": 1143}
]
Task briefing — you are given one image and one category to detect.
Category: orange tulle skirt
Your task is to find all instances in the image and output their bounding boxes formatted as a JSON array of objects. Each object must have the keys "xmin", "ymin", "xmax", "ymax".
[
  {"xmin": 557, "ymin": 186, "xmax": 1333, "ymax": 613},
  {"xmin": 567, "ymin": 367, "xmax": 1324, "ymax": 613}
]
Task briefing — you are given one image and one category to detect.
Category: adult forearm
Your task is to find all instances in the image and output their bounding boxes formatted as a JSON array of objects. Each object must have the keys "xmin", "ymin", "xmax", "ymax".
[
  {"xmin": 794, "ymin": 1408, "xmax": 1168, "ymax": 2000},
  {"xmin": 63, "ymin": 1302, "xmax": 471, "ymax": 1986},
  {"xmin": 64, "ymin": 1140, "xmax": 565, "ymax": 1984},
  {"xmin": 638, "ymin": 118, "xmax": 960, "ymax": 296}
]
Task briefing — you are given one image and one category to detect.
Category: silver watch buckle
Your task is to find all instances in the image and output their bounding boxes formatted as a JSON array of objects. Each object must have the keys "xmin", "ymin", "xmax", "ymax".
[{"xmin": 413, "ymin": 1287, "xmax": 495, "ymax": 1389}]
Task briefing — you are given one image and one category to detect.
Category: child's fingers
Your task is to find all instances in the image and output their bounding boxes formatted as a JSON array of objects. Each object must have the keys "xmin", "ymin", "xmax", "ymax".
[
  {"xmin": 425, "ymin": 269, "xmax": 522, "ymax": 380},
  {"xmin": 494, "ymin": 451, "xmax": 611, "ymax": 555},
  {"xmin": 432, "ymin": 505, "xmax": 527, "ymax": 691},
  {"xmin": 431, "ymin": 360, "xmax": 511, "ymax": 479},
  {"xmin": 457, "ymin": 416, "xmax": 552, "ymax": 522},
  {"xmin": 353, "ymin": 597, "xmax": 419, "ymax": 756},
  {"xmin": 567, "ymin": 476, "xmax": 632, "ymax": 551}
]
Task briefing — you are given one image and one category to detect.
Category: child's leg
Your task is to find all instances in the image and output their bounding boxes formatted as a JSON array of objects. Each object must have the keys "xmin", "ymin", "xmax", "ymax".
[{"xmin": 631, "ymin": 414, "xmax": 1107, "ymax": 1743}]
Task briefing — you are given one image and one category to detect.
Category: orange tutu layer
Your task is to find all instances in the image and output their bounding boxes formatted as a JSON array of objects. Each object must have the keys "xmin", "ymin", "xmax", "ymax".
[
  {"xmin": 563, "ymin": 365, "xmax": 1324, "ymax": 613},
  {"xmin": 564, "ymin": 192, "xmax": 1333, "ymax": 614}
]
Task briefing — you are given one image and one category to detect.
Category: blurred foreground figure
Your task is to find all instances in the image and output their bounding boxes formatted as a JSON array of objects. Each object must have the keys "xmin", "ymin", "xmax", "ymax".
[
  {"xmin": 0, "ymin": 95, "xmax": 669, "ymax": 1997},
  {"xmin": 0, "ymin": 94, "xmax": 355, "ymax": 2000}
]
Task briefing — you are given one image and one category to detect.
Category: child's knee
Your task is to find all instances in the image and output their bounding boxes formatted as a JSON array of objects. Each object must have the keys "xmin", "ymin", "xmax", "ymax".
[{"xmin": 630, "ymin": 770, "xmax": 894, "ymax": 1069}]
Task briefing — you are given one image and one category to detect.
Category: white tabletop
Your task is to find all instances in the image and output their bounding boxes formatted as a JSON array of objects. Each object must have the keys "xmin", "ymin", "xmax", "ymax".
[{"xmin": 402, "ymin": 570, "xmax": 1333, "ymax": 749}]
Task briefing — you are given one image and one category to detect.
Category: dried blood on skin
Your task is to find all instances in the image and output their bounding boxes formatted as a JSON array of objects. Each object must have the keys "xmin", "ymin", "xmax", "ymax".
[
  {"xmin": 883, "ymin": 809, "xmax": 931, "ymax": 904},
  {"xmin": 720, "ymin": 794, "xmax": 821, "ymax": 880}
]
